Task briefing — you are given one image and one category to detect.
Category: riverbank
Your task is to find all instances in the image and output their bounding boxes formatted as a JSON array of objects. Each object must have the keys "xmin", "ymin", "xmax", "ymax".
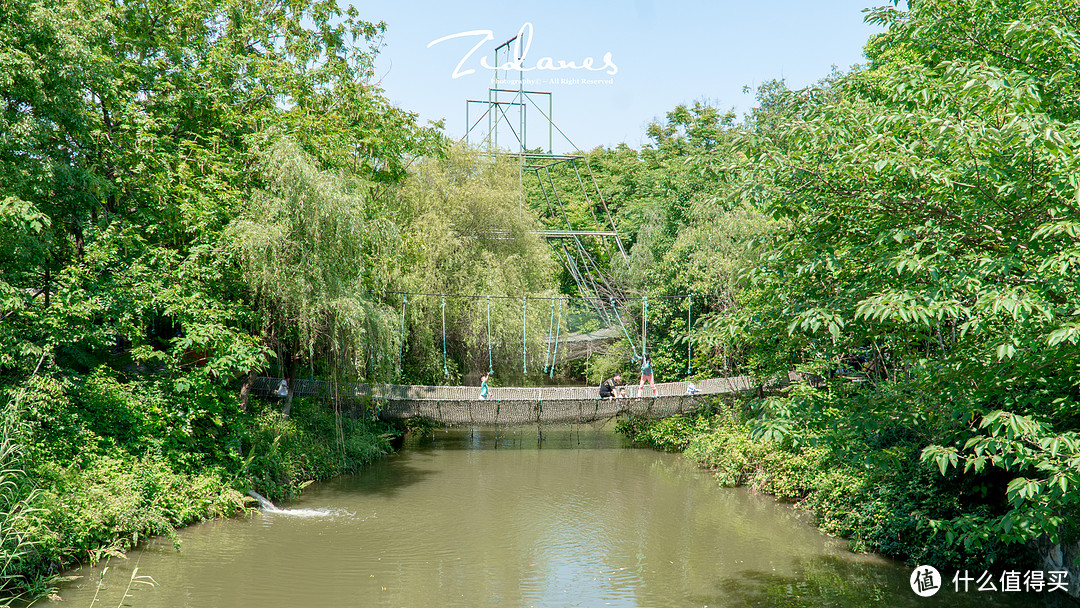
[
  {"xmin": 4, "ymin": 381, "xmax": 394, "ymax": 604},
  {"xmin": 46, "ymin": 426, "xmax": 961, "ymax": 608},
  {"xmin": 615, "ymin": 395, "xmax": 1041, "ymax": 573}
]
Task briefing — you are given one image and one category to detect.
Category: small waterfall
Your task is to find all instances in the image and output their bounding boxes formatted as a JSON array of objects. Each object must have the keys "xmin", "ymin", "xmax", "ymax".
[
  {"xmin": 248, "ymin": 490, "xmax": 280, "ymax": 512},
  {"xmin": 247, "ymin": 489, "xmax": 344, "ymax": 518}
]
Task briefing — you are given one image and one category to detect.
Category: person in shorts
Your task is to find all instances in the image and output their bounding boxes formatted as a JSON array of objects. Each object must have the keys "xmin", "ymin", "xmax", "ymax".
[{"xmin": 638, "ymin": 355, "xmax": 657, "ymax": 397}]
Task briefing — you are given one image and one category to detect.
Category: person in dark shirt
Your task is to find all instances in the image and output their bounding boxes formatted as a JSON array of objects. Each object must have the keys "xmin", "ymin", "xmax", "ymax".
[{"xmin": 599, "ymin": 373, "xmax": 622, "ymax": 399}]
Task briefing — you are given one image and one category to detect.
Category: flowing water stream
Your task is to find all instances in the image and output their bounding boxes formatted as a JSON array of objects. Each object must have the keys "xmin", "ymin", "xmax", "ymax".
[{"xmin": 42, "ymin": 425, "xmax": 1064, "ymax": 607}]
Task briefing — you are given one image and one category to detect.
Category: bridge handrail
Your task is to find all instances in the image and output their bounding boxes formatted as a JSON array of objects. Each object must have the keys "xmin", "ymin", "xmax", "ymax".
[{"xmin": 252, "ymin": 376, "xmax": 760, "ymax": 401}]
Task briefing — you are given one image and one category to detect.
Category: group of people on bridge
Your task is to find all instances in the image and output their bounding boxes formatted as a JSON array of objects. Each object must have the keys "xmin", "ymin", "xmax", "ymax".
[
  {"xmin": 598, "ymin": 355, "xmax": 657, "ymax": 400},
  {"xmin": 600, "ymin": 352, "xmax": 656, "ymax": 399},
  {"xmin": 475, "ymin": 355, "xmax": 659, "ymax": 400}
]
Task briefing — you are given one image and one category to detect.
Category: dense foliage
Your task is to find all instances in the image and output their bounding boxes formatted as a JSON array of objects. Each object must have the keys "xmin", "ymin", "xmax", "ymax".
[
  {"xmin": 732, "ymin": 0, "xmax": 1080, "ymax": 561},
  {"xmin": 4, "ymin": 0, "xmax": 1080, "ymax": 600},
  {"xmin": 613, "ymin": 0, "xmax": 1080, "ymax": 576},
  {"xmin": 0, "ymin": 0, "xmax": 551, "ymax": 601},
  {"xmin": 523, "ymin": 104, "xmax": 774, "ymax": 384}
]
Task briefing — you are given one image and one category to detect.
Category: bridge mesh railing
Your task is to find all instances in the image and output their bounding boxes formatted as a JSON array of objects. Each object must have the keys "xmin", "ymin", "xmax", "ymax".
[{"xmin": 252, "ymin": 376, "xmax": 760, "ymax": 424}]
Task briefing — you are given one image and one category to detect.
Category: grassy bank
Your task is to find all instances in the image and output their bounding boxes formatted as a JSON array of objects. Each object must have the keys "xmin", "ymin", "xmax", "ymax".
[
  {"xmin": 1, "ymin": 371, "xmax": 394, "ymax": 604},
  {"xmin": 616, "ymin": 392, "xmax": 1035, "ymax": 571}
]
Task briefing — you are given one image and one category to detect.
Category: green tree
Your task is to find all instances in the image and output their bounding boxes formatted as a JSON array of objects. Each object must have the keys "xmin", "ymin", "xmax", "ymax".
[
  {"xmin": 723, "ymin": 0, "xmax": 1080, "ymax": 561},
  {"xmin": 0, "ymin": 0, "xmax": 442, "ymax": 594},
  {"xmin": 395, "ymin": 145, "xmax": 557, "ymax": 383}
]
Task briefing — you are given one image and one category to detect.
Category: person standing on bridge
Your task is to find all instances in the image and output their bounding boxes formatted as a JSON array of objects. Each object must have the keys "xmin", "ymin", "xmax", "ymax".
[
  {"xmin": 638, "ymin": 355, "xmax": 657, "ymax": 398},
  {"xmin": 479, "ymin": 374, "xmax": 489, "ymax": 400},
  {"xmin": 599, "ymin": 373, "xmax": 622, "ymax": 399}
]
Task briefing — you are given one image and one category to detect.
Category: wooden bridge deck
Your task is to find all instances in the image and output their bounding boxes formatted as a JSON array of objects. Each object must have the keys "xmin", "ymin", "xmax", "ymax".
[{"xmin": 252, "ymin": 376, "xmax": 759, "ymax": 424}]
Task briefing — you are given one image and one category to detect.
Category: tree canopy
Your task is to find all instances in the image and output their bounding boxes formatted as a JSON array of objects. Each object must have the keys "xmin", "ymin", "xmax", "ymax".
[{"xmin": 4, "ymin": 0, "xmax": 1080, "ymax": 595}]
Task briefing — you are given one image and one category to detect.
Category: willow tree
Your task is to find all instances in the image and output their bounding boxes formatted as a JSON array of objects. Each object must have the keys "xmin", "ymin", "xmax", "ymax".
[
  {"xmin": 229, "ymin": 138, "xmax": 401, "ymax": 412},
  {"xmin": 0, "ymin": 0, "xmax": 440, "ymax": 397},
  {"xmin": 395, "ymin": 145, "xmax": 557, "ymax": 384}
]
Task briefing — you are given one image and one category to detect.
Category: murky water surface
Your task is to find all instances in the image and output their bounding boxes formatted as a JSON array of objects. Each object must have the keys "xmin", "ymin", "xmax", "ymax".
[{"xmin": 45, "ymin": 425, "xmax": 1064, "ymax": 607}]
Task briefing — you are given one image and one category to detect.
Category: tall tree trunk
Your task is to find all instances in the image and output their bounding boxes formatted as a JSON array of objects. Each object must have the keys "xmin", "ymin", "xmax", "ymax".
[
  {"xmin": 283, "ymin": 350, "xmax": 297, "ymax": 417},
  {"xmin": 283, "ymin": 383, "xmax": 294, "ymax": 417},
  {"xmin": 72, "ymin": 222, "xmax": 85, "ymax": 265},
  {"xmin": 238, "ymin": 368, "xmax": 257, "ymax": 411}
]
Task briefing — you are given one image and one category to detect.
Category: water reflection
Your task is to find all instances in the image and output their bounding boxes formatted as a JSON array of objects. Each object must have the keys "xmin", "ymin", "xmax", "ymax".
[
  {"xmin": 712, "ymin": 555, "xmax": 1074, "ymax": 608},
  {"xmin": 37, "ymin": 425, "xmax": 1066, "ymax": 608},
  {"xmin": 405, "ymin": 422, "xmax": 629, "ymax": 451}
]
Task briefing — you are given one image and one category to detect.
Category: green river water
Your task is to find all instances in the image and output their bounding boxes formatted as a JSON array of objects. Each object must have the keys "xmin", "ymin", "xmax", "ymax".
[{"xmin": 42, "ymin": 425, "xmax": 1068, "ymax": 607}]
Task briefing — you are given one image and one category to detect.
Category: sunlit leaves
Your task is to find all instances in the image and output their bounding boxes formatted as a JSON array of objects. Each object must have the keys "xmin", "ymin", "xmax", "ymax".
[
  {"xmin": 921, "ymin": 444, "xmax": 959, "ymax": 476},
  {"xmin": 1046, "ymin": 324, "xmax": 1080, "ymax": 347},
  {"xmin": 728, "ymin": 0, "xmax": 1080, "ymax": 556},
  {"xmin": 228, "ymin": 136, "xmax": 395, "ymax": 381},
  {"xmin": 923, "ymin": 409, "xmax": 1080, "ymax": 544}
]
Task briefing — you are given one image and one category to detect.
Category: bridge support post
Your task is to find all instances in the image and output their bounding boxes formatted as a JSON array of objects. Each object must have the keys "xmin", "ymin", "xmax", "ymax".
[{"xmin": 536, "ymin": 399, "xmax": 544, "ymax": 445}]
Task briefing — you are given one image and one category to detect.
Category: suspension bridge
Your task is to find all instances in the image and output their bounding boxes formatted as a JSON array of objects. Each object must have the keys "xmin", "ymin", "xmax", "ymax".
[
  {"xmin": 252, "ymin": 375, "xmax": 774, "ymax": 425},
  {"xmin": 251, "ymin": 46, "xmax": 760, "ymax": 427}
]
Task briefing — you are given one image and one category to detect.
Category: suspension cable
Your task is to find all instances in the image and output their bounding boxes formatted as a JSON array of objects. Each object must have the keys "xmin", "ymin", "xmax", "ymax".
[
  {"xmin": 441, "ymin": 295, "xmax": 449, "ymax": 377},
  {"xmin": 398, "ymin": 296, "xmax": 407, "ymax": 379},
  {"xmin": 687, "ymin": 294, "xmax": 692, "ymax": 377},
  {"xmin": 543, "ymin": 296, "xmax": 556, "ymax": 374},
  {"xmin": 486, "ymin": 295, "xmax": 493, "ymax": 375},
  {"xmin": 642, "ymin": 295, "xmax": 648, "ymax": 357},
  {"xmin": 610, "ymin": 298, "xmax": 641, "ymax": 361},
  {"xmin": 550, "ymin": 297, "xmax": 563, "ymax": 379},
  {"xmin": 522, "ymin": 295, "xmax": 527, "ymax": 374}
]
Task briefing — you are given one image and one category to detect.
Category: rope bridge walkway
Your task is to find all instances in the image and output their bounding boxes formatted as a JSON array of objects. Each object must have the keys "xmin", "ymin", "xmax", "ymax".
[{"xmin": 252, "ymin": 376, "xmax": 760, "ymax": 425}]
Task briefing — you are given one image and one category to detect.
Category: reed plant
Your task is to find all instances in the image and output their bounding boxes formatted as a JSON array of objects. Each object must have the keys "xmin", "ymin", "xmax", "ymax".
[{"xmin": 0, "ymin": 392, "xmax": 43, "ymax": 604}]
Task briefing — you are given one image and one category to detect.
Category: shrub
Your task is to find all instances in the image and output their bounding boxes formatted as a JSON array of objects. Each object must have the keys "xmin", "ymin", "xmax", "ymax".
[
  {"xmin": 25, "ymin": 454, "xmax": 245, "ymax": 587},
  {"xmin": 242, "ymin": 397, "xmax": 394, "ymax": 501},
  {"xmin": 617, "ymin": 394, "xmax": 1033, "ymax": 569},
  {"xmin": 683, "ymin": 412, "xmax": 823, "ymax": 500}
]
